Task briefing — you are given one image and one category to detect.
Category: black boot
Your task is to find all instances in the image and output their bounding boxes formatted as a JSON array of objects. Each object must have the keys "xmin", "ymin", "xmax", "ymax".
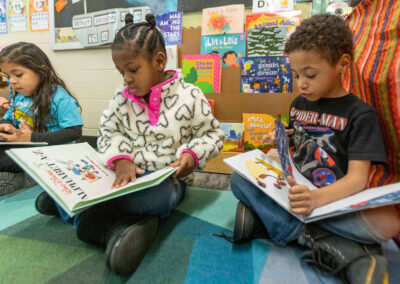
[
  {"xmin": 105, "ymin": 216, "xmax": 159, "ymax": 276},
  {"xmin": 76, "ymin": 203, "xmax": 125, "ymax": 247},
  {"xmin": 35, "ymin": 192, "xmax": 59, "ymax": 216},
  {"xmin": 215, "ymin": 201, "xmax": 269, "ymax": 243},
  {"xmin": 299, "ymin": 224, "xmax": 388, "ymax": 283}
]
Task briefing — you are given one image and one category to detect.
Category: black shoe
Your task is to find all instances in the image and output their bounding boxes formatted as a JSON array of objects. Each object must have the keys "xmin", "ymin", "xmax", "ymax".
[
  {"xmin": 300, "ymin": 224, "xmax": 388, "ymax": 283},
  {"xmin": 215, "ymin": 201, "xmax": 269, "ymax": 243},
  {"xmin": 106, "ymin": 216, "xmax": 159, "ymax": 276},
  {"xmin": 345, "ymin": 244, "xmax": 388, "ymax": 284},
  {"xmin": 76, "ymin": 203, "xmax": 125, "ymax": 247},
  {"xmin": 35, "ymin": 192, "xmax": 59, "ymax": 216}
]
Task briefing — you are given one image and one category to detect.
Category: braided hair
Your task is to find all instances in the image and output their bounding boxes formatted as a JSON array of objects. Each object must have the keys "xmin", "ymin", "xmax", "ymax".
[{"xmin": 112, "ymin": 13, "xmax": 166, "ymax": 60}]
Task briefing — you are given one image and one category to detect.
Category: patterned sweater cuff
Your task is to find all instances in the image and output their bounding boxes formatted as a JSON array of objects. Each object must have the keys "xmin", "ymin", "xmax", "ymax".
[
  {"xmin": 181, "ymin": 149, "xmax": 199, "ymax": 168},
  {"xmin": 107, "ymin": 155, "xmax": 133, "ymax": 170}
]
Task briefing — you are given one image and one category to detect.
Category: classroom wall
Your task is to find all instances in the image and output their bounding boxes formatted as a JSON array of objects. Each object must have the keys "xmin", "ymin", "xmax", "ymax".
[
  {"xmin": 0, "ymin": 13, "xmax": 206, "ymax": 137},
  {"xmin": 0, "ymin": 4, "xmax": 311, "ymax": 137}
]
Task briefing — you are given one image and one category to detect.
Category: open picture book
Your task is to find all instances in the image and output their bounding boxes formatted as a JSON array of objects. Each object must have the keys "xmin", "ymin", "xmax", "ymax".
[
  {"xmin": 6, "ymin": 143, "xmax": 177, "ymax": 217},
  {"xmin": 224, "ymin": 120, "xmax": 400, "ymax": 223}
]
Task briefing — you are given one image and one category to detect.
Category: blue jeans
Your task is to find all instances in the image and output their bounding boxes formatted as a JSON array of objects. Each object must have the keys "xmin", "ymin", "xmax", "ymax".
[
  {"xmin": 230, "ymin": 172, "xmax": 378, "ymax": 245},
  {"xmin": 57, "ymin": 172, "xmax": 186, "ymax": 228}
]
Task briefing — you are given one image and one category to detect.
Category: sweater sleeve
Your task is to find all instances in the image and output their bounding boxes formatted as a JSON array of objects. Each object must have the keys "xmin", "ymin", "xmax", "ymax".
[
  {"xmin": 97, "ymin": 86, "xmax": 135, "ymax": 167},
  {"xmin": 175, "ymin": 87, "xmax": 225, "ymax": 169}
]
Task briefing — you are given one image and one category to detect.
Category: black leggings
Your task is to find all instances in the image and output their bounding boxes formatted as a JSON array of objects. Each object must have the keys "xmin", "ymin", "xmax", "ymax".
[{"xmin": 0, "ymin": 146, "xmax": 23, "ymax": 172}]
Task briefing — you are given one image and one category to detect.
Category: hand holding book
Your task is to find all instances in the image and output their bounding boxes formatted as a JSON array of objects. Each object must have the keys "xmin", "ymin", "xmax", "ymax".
[
  {"xmin": 113, "ymin": 159, "xmax": 145, "ymax": 189},
  {"xmin": 287, "ymin": 176, "xmax": 317, "ymax": 216}
]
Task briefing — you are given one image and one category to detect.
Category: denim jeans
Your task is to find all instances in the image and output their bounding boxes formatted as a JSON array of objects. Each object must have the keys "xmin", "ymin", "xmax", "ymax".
[
  {"xmin": 230, "ymin": 172, "xmax": 378, "ymax": 245},
  {"xmin": 57, "ymin": 172, "xmax": 186, "ymax": 228}
]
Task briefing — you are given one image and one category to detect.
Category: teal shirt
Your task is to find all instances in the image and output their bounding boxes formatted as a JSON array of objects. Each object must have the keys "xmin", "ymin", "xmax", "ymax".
[{"xmin": 3, "ymin": 85, "xmax": 83, "ymax": 131}]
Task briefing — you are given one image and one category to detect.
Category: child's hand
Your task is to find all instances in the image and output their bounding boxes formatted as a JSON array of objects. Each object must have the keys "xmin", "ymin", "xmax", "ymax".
[
  {"xmin": 0, "ymin": 97, "xmax": 10, "ymax": 110},
  {"xmin": 170, "ymin": 152, "xmax": 196, "ymax": 178},
  {"xmin": 261, "ymin": 131, "xmax": 276, "ymax": 145},
  {"xmin": 262, "ymin": 129, "xmax": 294, "ymax": 145},
  {"xmin": 12, "ymin": 120, "xmax": 32, "ymax": 142},
  {"xmin": 0, "ymin": 123, "xmax": 17, "ymax": 141},
  {"xmin": 113, "ymin": 159, "xmax": 145, "ymax": 189},
  {"xmin": 287, "ymin": 176, "xmax": 317, "ymax": 216}
]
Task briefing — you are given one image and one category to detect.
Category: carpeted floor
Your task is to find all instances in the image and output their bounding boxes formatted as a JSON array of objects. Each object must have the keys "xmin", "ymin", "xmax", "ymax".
[{"xmin": 1, "ymin": 185, "xmax": 399, "ymax": 283}]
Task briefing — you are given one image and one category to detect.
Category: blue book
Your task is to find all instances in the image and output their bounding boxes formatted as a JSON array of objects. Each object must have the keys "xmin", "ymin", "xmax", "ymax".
[
  {"xmin": 200, "ymin": 33, "xmax": 246, "ymax": 67},
  {"xmin": 240, "ymin": 56, "xmax": 292, "ymax": 93}
]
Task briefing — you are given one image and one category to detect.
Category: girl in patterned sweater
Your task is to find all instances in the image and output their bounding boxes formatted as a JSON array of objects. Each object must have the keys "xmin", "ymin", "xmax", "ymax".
[{"xmin": 37, "ymin": 13, "xmax": 224, "ymax": 276}]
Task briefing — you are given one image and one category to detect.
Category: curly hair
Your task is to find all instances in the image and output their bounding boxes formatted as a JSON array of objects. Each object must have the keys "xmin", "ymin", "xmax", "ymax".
[{"xmin": 284, "ymin": 14, "xmax": 354, "ymax": 65}]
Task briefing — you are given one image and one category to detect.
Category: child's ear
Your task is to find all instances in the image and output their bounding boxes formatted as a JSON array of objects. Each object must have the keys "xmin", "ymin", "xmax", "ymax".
[
  {"xmin": 153, "ymin": 52, "xmax": 167, "ymax": 71},
  {"xmin": 338, "ymin": 54, "xmax": 351, "ymax": 74}
]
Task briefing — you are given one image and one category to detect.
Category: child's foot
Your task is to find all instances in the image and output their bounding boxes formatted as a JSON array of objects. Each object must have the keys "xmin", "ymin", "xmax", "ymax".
[
  {"xmin": 300, "ymin": 224, "xmax": 388, "ymax": 283},
  {"xmin": 106, "ymin": 216, "xmax": 159, "ymax": 276},
  {"xmin": 0, "ymin": 172, "xmax": 25, "ymax": 195},
  {"xmin": 216, "ymin": 201, "xmax": 269, "ymax": 243},
  {"xmin": 35, "ymin": 191, "xmax": 59, "ymax": 216}
]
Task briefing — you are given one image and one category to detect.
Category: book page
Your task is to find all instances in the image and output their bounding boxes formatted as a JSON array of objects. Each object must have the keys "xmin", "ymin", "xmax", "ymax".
[
  {"xmin": 7, "ymin": 143, "xmax": 116, "ymax": 211},
  {"xmin": 224, "ymin": 149, "xmax": 298, "ymax": 219}
]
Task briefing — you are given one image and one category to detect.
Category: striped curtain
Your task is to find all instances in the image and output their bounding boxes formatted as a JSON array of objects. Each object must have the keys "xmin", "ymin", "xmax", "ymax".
[{"xmin": 342, "ymin": 0, "xmax": 400, "ymax": 243}]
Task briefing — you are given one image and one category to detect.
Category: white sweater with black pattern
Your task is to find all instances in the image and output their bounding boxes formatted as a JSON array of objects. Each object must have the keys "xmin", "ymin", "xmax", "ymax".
[{"xmin": 97, "ymin": 72, "xmax": 225, "ymax": 171}]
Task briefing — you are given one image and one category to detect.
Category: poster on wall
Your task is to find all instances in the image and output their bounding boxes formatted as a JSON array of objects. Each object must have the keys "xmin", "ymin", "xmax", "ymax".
[
  {"xmin": 29, "ymin": 0, "xmax": 49, "ymax": 31},
  {"xmin": 49, "ymin": 0, "xmax": 178, "ymax": 50},
  {"xmin": 8, "ymin": 0, "xmax": 28, "ymax": 32},
  {"xmin": 0, "ymin": 0, "xmax": 8, "ymax": 34}
]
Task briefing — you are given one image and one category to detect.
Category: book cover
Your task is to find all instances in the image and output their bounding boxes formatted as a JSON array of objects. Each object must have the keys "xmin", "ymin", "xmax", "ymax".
[
  {"xmin": 224, "ymin": 121, "xmax": 400, "ymax": 223},
  {"xmin": 202, "ymin": 4, "xmax": 245, "ymax": 35},
  {"xmin": 245, "ymin": 10, "xmax": 301, "ymax": 39},
  {"xmin": 155, "ymin": 11, "xmax": 182, "ymax": 45},
  {"xmin": 6, "ymin": 143, "xmax": 177, "ymax": 217},
  {"xmin": 200, "ymin": 33, "xmax": 246, "ymax": 67},
  {"xmin": 240, "ymin": 56, "xmax": 292, "ymax": 93},
  {"xmin": 243, "ymin": 113, "xmax": 288, "ymax": 152},
  {"xmin": 220, "ymin": 122, "xmax": 244, "ymax": 153},
  {"xmin": 247, "ymin": 26, "xmax": 287, "ymax": 57},
  {"xmin": 182, "ymin": 54, "xmax": 222, "ymax": 93}
]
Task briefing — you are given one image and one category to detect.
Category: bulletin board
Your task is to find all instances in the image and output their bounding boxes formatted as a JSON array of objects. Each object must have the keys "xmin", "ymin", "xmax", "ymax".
[
  {"xmin": 179, "ymin": 29, "xmax": 299, "ymax": 173},
  {"xmin": 49, "ymin": 0, "xmax": 178, "ymax": 50}
]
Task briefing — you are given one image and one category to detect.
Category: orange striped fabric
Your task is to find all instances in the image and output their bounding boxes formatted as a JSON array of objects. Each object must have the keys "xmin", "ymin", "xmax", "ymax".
[{"xmin": 342, "ymin": 0, "xmax": 400, "ymax": 243}]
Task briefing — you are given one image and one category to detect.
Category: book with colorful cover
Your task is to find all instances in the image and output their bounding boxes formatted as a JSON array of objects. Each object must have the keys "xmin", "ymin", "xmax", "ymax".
[
  {"xmin": 221, "ymin": 122, "xmax": 244, "ymax": 153},
  {"xmin": 200, "ymin": 33, "xmax": 246, "ymax": 67},
  {"xmin": 240, "ymin": 56, "xmax": 292, "ymax": 93},
  {"xmin": 155, "ymin": 11, "xmax": 182, "ymax": 45},
  {"xmin": 243, "ymin": 113, "xmax": 288, "ymax": 152},
  {"xmin": 5, "ymin": 143, "xmax": 177, "ymax": 217},
  {"xmin": 182, "ymin": 54, "xmax": 222, "ymax": 93},
  {"xmin": 224, "ymin": 120, "xmax": 400, "ymax": 223},
  {"xmin": 247, "ymin": 26, "xmax": 287, "ymax": 57},
  {"xmin": 245, "ymin": 10, "xmax": 301, "ymax": 39},
  {"xmin": 202, "ymin": 4, "xmax": 245, "ymax": 35}
]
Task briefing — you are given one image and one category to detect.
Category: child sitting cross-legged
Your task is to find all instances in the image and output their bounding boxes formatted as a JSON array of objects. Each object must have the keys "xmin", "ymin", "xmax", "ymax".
[
  {"xmin": 35, "ymin": 13, "xmax": 225, "ymax": 276},
  {"xmin": 228, "ymin": 14, "xmax": 400, "ymax": 283}
]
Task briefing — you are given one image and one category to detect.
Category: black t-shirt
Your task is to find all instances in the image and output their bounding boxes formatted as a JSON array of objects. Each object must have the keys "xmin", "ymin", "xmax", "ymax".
[{"xmin": 289, "ymin": 94, "xmax": 387, "ymax": 187}]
